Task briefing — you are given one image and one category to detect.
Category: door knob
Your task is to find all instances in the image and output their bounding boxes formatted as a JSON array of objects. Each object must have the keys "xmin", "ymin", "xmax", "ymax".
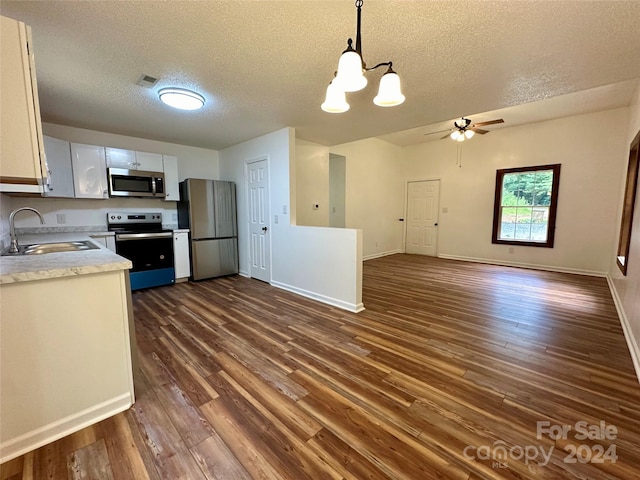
[
  {"xmin": 262, "ymin": 226, "xmax": 268, "ymax": 232},
  {"xmin": 434, "ymin": 223, "xmax": 438, "ymax": 226}
]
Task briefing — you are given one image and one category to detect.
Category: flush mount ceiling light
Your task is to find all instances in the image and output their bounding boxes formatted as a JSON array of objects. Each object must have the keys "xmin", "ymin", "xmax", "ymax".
[
  {"xmin": 158, "ymin": 88, "xmax": 205, "ymax": 110},
  {"xmin": 321, "ymin": 0, "xmax": 405, "ymax": 113}
]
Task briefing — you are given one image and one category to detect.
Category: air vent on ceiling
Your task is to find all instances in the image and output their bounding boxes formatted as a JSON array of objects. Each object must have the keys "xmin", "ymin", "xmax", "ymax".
[{"xmin": 136, "ymin": 74, "xmax": 159, "ymax": 88}]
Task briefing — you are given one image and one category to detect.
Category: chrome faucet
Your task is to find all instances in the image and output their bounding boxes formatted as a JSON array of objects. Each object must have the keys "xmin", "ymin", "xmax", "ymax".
[{"xmin": 8, "ymin": 207, "xmax": 45, "ymax": 253}]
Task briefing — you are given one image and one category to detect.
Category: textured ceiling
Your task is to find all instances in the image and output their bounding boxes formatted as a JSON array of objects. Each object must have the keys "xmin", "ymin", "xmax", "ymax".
[{"xmin": 1, "ymin": 0, "xmax": 640, "ymax": 150}]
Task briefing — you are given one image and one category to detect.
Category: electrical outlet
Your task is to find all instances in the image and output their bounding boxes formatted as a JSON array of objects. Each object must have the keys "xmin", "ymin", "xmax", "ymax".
[
  {"xmin": 56, "ymin": 213, "xmax": 66, "ymax": 224},
  {"xmin": 274, "ymin": 215, "xmax": 279, "ymax": 224},
  {"xmin": 283, "ymin": 205, "xmax": 288, "ymax": 214},
  {"xmin": 172, "ymin": 213, "xmax": 178, "ymax": 221}
]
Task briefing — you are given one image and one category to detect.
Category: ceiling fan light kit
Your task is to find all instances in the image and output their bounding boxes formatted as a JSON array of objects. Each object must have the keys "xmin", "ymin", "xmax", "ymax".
[
  {"xmin": 428, "ymin": 117, "xmax": 505, "ymax": 141},
  {"xmin": 322, "ymin": 0, "xmax": 405, "ymax": 113}
]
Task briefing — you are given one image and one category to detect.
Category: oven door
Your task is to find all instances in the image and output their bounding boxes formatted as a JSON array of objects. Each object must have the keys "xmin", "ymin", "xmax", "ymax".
[{"xmin": 115, "ymin": 232, "xmax": 175, "ymax": 290}]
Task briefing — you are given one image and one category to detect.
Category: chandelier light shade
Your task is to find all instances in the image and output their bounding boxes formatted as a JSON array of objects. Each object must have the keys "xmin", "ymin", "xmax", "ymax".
[
  {"xmin": 158, "ymin": 88, "xmax": 205, "ymax": 110},
  {"xmin": 373, "ymin": 66, "xmax": 405, "ymax": 107},
  {"xmin": 322, "ymin": 0, "xmax": 404, "ymax": 112},
  {"xmin": 322, "ymin": 81, "xmax": 350, "ymax": 113},
  {"xmin": 335, "ymin": 42, "xmax": 368, "ymax": 92}
]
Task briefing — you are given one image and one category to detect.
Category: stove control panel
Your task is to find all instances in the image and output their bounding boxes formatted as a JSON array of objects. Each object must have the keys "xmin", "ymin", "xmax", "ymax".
[{"xmin": 107, "ymin": 212, "xmax": 163, "ymax": 225}]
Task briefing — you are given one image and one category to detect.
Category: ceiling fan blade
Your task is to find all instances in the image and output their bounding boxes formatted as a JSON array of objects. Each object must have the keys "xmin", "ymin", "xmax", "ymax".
[
  {"xmin": 471, "ymin": 119, "xmax": 504, "ymax": 127},
  {"xmin": 470, "ymin": 128, "xmax": 489, "ymax": 134},
  {"xmin": 440, "ymin": 133, "xmax": 452, "ymax": 140}
]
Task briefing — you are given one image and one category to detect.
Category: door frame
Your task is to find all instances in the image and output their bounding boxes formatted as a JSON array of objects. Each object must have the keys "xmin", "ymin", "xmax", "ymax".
[
  {"xmin": 245, "ymin": 155, "xmax": 272, "ymax": 282},
  {"xmin": 403, "ymin": 178, "xmax": 441, "ymax": 256}
]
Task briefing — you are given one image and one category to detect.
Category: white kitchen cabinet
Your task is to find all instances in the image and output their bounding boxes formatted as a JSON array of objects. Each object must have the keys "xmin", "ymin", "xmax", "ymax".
[
  {"xmin": 1, "ymin": 269, "xmax": 134, "ymax": 462},
  {"xmin": 90, "ymin": 233, "xmax": 116, "ymax": 252},
  {"xmin": 173, "ymin": 230, "xmax": 191, "ymax": 280},
  {"xmin": 163, "ymin": 155, "xmax": 179, "ymax": 201},
  {"xmin": 0, "ymin": 15, "xmax": 48, "ymax": 194},
  {"xmin": 43, "ymin": 135, "xmax": 75, "ymax": 198},
  {"xmin": 105, "ymin": 147, "xmax": 137, "ymax": 169},
  {"xmin": 70, "ymin": 143, "xmax": 108, "ymax": 199},
  {"xmin": 135, "ymin": 151, "xmax": 163, "ymax": 172}
]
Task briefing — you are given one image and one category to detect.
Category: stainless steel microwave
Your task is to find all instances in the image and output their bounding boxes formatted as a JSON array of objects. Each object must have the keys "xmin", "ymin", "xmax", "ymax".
[{"xmin": 107, "ymin": 168, "xmax": 166, "ymax": 198}]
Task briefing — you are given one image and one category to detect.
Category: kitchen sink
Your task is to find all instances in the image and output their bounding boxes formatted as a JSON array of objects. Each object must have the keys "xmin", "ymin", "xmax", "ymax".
[{"xmin": 2, "ymin": 240, "xmax": 100, "ymax": 256}]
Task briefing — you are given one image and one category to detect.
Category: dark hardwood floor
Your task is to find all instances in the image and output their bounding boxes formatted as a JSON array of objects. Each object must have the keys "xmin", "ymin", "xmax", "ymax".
[{"xmin": 3, "ymin": 254, "xmax": 640, "ymax": 479}]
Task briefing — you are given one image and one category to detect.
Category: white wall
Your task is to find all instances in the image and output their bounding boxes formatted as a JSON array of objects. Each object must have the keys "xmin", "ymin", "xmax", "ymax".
[
  {"xmin": 330, "ymin": 137, "xmax": 406, "ymax": 260},
  {"xmin": 295, "ymin": 139, "xmax": 329, "ymax": 227},
  {"xmin": 219, "ymin": 128, "xmax": 363, "ymax": 312},
  {"xmin": 610, "ymin": 84, "xmax": 640, "ymax": 380},
  {"xmin": 6, "ymin": 123, "xmax": 220, "ymax": 230},
  {"xmin": 403, "ymin": 108, "xmax": 629, "ymax": 275},
  {"xmin": 6, "ymin": 196, "xmax": 179, "ymax": 230}
]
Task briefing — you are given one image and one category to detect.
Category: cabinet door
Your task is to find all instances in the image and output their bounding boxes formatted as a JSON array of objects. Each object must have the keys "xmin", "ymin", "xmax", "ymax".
[
  {"xmin": 135, "ymin": 151, "xmax": 163, "ymax": 172},
  {"xmin": 162, "ymin": 155, "xmax": 179, "ymax": 201},
  {"xmin": 70, "ymin": 143, "xmax": 108, "ymax": 199},
  {"xmin": 43, "ymin": 135, "xmax": 75, "ymax": 198},
  {"xmin": 0, "ymin": 16, "xmax": 46, "ymax": 193},
  {"xmin": 173, "ymin": 232, "xmax": 191, "ymax": 279},
  {"xmin": 105, "ymin": 147, "xmax": 137, "ymax": 169},
  {"xmin": 90, "ymin": 235, "xmax": 116, "ymax": 252}
]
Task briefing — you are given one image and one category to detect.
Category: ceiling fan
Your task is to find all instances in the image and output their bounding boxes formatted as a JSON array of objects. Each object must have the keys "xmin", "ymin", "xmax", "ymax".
[{"xmin": 424, "ymin": 117, "xmax": 505, "ymax": 141}]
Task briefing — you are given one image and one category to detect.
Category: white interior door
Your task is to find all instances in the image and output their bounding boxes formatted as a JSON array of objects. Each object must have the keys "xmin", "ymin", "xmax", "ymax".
[
  {"xmin": 247, "ymin": 159, "xmax": 271, "ymax": 282},
  {"xmin": 405, "ymin": 180, "xmax": 440, "ymax": 256}
]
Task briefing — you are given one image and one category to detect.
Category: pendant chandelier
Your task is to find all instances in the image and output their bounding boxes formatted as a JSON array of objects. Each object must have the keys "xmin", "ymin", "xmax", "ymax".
[{"xmin": 321, "ymin": 0, "xmax": 405, "ymax": 113}]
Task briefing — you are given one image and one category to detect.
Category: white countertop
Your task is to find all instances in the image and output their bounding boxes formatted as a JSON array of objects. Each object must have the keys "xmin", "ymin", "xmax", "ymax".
[{"xmin": 0, "ymin": 233, "xmax": 132, "ymax": 285}]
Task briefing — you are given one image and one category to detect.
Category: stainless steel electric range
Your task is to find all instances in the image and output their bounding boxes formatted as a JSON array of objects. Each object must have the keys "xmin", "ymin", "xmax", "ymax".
[{"xmin": 107, "ymin": 212, "xmax": 174, "ymax": 290}]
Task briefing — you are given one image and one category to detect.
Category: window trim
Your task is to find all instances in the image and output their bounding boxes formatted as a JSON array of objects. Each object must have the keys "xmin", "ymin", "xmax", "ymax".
[{"xmin": 491, "ymin": 164, "xmax": 561, "ymax": 248}]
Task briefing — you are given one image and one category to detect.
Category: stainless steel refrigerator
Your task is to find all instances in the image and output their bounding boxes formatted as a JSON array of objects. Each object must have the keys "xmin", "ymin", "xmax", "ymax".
[{"xmin": 177, "ymin": 179, "xmax": 239, "ymax": 280}]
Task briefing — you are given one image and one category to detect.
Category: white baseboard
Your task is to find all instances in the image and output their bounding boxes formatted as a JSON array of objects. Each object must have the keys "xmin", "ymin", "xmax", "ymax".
[
  {"xmin": 437, "ymin": 254, "xmax": 607, "ymax": 277},
  {"xmin": 363, "ymin": 249, "xmax": 403, "ymax": 261},
  {"xmin": 238, "ymin": 269, "xmax": 250, "ymax": 278},
  {"xmin": 0, "ymin": 392, "xmax": 132, "ymax": 464},
  {"xmin": 270, "ymin": 280, "xmax": 365, "ymax": 313},
  {"xmin": 606, "ymin": 276, "xmax": 640, "ymax": 383}
]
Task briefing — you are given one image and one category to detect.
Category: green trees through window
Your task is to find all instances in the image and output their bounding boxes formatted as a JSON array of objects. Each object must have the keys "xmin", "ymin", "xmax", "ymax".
[{"xmin": 492, "ymin": 164, "xmax": 561, "ymax": 248}]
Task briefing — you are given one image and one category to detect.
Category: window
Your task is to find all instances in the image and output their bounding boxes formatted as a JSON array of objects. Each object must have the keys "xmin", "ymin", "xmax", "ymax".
[
  {"xmin": 616, "ymin": 130, "xmax": 640, "ymax": 275},
  {"xmin": 492, "ymin": 164, "xmax": 561, "ymax": 248}
]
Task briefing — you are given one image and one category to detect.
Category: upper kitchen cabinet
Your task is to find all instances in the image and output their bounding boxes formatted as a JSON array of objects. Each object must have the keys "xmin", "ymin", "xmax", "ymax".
[
  {"xmin": 0, "ymin": 15, "xmax": 48, "ymax": 194},
  {"xmin": 105, "ymin": 147, "xmax": 137, "ymax": 169},
  {"xmin": 135, "ymin": 151, "xmax": 164, "ymax": 172},
  {"xmin": 162, "ymin": 155, "xmax": 179, "ymax": 201},
  {"xmin": 70, "ymin": 143, "xmax": 108, "ymax": 199},
  {"xmin": 43, "ymin": 135, "xmax": 75, "ymax": 198}
]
